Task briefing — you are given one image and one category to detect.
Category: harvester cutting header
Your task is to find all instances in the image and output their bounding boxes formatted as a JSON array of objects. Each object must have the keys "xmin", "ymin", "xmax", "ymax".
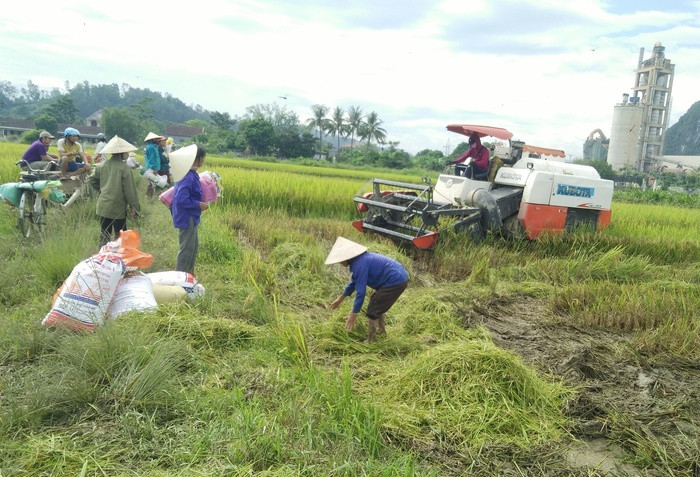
[{"xmin": 353, "ymin": 124, "xmax": 613, "ymax": 250}]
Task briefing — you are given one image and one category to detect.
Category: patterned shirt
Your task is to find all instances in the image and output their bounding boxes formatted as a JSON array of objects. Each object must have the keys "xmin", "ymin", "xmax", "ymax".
[{"xmin": 57, "ymin": 138, "xmax": 83, "ymax": 163}]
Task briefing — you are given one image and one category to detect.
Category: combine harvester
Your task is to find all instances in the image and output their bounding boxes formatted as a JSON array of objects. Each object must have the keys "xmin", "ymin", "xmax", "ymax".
[{"xmin": 353, "ymin": 124, "xmax": 613, "ymax": 250}]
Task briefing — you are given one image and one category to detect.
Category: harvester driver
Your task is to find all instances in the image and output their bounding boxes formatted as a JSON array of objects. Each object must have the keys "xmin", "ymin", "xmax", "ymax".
[{"xmin": 452, "ymin": 132, "xmax": 489, "ymax": 179}]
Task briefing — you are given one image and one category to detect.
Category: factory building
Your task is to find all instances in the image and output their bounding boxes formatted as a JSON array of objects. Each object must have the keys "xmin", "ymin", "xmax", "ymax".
[
  {"xmin": 583, "ymin": 129, "xmax": 609, "ymax": 161},
  {"xmin": 607, "ymin": 43, "xmax": 674, "ymax": 172}
]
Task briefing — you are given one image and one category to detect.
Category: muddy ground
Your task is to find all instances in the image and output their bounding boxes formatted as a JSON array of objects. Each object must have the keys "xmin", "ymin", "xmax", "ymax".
[{"xmin": 460, "ymin": 296, "xmax": 700, "ymax": 476}]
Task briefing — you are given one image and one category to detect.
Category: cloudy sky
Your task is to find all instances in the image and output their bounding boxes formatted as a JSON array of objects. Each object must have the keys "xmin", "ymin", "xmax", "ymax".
[{"xmin": 2, "ymin": 0, "xmax": 699, "ymax": 157}]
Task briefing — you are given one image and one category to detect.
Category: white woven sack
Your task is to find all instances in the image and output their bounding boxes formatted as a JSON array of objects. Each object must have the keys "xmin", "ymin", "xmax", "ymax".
[
  {"xmin": 145, "ymin": 271, "xmax": 205, "ymax": 300},
  {"xmin": 106, "ymin": 272, "xmax": 158, "ymax": 319},
  {"xmin": 42, "ymin": 254, "xmax": 126, "ymax": 330},
  {"xmin": 143, "ymin": 169, "xmax": 168, "ymax": 188}
]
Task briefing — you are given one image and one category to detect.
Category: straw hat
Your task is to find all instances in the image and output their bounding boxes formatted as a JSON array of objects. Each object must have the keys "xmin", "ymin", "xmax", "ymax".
[
  {"xmin": 100, "ymin": 135, "xmax": 137, "ymax": 155},
  {"xmin": 170, "ymin": 144, "xmax": 199, "ymax": 182},
  {"xmin": 324, "ymin": 237, "xmax": 368, "ymax": 265},
  {"xmin": 144, "ymin": 131, "xmax": 165, "ymax": 142}
]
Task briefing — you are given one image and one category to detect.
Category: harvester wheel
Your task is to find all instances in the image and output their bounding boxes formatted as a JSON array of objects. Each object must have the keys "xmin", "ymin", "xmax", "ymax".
[{"xmin": 501, "ymin": 215, "xmax": 525, "ymax": 239}]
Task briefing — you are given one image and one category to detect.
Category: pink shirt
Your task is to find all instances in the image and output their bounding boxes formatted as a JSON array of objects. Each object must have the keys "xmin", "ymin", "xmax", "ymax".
[{"xmin": 454, "ymin": 139, "xmax": 489, "ymax": 171}]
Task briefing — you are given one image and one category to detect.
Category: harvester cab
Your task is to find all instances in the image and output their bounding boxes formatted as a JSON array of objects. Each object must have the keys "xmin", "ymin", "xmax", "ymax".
[{"xmin": 353, "ymin": 124, "xmax": 613, "ymax": 250}]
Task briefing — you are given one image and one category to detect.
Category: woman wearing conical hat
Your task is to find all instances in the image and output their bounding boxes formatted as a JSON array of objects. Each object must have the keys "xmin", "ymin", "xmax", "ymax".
[
  {"xmin": 88, "ymin": 135, "xmax": 141, "ymax": 248},
  {"xmin": 169, "ymin": 144, "xmax": 209, "ymax": 275},
  {"xmin": 326, "ymin": 237, "xmax": 409, "ymax": 343},
  {"xmin": 143, "ymin": 132, "xmax": 167, "ymax": 198}
]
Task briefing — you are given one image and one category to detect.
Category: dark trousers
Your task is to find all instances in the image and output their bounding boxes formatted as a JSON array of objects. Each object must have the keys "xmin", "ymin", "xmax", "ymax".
[
  {"xmin": 99, "ymin": 216, "xmax": 126, "ymax": 248},
  {"xmin": 176, "ymin": 217, "xmax": 198, "ymax": 274},
  {"xmin": 366, "ymin": 281, "xmax": 408, "ymax": 319}
]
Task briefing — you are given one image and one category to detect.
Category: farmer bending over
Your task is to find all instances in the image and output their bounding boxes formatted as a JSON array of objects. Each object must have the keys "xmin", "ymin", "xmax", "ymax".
[{"xmin": 327, "ymin": 237, "xmax": 409, "ymax": 343}]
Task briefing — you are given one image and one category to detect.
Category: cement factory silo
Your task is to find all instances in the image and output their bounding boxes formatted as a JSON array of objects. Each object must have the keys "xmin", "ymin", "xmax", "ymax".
[
  {"xmin": 608, "ymin": 94, "xmax": 643, "ymax": 170},
  {"xmin": 608, "ymin": 43, "xmax": 675, "ymax": 172},
  {"xmin": 583, "ymin": 129, "xmax": 609, "ymax": 161}
]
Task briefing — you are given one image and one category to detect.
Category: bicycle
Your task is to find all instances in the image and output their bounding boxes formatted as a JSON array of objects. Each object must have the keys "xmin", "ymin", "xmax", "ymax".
[{"xmin": 13, "ymin": 161, "xmax": 63, "ymax": 238}]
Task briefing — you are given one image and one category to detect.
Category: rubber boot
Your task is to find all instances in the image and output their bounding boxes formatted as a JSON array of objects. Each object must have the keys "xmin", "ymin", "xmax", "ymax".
[
  {"xmin": 367, "ymin": 319, "xmax": 378, "ymax": 343},
  {"xmin": 377, "ymin": 314, "xmax": 387, "ymax": 335}
]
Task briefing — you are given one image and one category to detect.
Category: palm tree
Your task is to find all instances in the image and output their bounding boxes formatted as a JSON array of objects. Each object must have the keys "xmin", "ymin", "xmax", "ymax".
[
  {"xmin": 327, "ymin": 106, "xmax": 347, "ymax": 163},
  {"xmin": 361, "ymin": 111, "xmax": 387, "ymax": 152},
  {"xmin": 347, "ymin": 106, "xmax": 363, "ymax": 148},
  {"xmin": 307, "ymin": 104, "xmax": 330, "ymax": 158}
]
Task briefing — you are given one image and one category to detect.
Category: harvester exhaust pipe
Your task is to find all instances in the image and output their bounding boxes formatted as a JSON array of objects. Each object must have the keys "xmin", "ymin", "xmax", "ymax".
[{"xmin": 467, "ymin": 188, "xmax": 502, "ymax": 231}]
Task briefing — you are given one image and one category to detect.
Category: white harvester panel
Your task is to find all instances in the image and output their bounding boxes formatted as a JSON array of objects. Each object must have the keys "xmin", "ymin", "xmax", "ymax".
[
  {"xmin": 515, "ymin": 158, "xmax": 600, "ymax": 178},
  {"xmin": 522, "ymin": 173, "xmax": 613, "ymax": 209},
  {"xmin": 433, "ymin": 174, "xmax": 493, "ymax": 206},
  {"xmin": 494, "ymin": 167, "xmax": 531, "ymax": 187},
  {"xmin": 508, "ymin": 158, "xmax": 613, "ymax": 210}
]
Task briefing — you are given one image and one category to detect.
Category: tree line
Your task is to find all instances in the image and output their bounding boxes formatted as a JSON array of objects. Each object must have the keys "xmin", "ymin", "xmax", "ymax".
[
  {"xmin": 2, "ymin": 80, "xmax": 474, "ymax": 169},
  {"xmin": 196, "ymin": 103, "xmax": 393, "ymax": 162}
]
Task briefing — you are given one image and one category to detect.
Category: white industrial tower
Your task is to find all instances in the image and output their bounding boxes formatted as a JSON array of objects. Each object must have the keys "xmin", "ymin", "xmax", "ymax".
[{"xmin": 607, "ymin": 43, "xmax": 675, "ymax": 172}]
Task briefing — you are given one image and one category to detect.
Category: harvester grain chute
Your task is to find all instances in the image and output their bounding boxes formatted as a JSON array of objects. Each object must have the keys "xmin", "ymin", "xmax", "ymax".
[{"xmin": 352, "ymin": 124, "xmax": 614, "ymax": 250}]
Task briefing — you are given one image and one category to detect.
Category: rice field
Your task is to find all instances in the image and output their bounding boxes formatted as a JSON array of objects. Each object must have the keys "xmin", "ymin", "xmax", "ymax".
[{"xmin": 1, "ymin": 141, "xmax": 699, "ymax": 475}]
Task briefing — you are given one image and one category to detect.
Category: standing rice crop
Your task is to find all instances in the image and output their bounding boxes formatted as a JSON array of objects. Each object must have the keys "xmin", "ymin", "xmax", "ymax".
[
  {"xmin": 0, "ymin": 143, "xmax": 26, "ymax": 183},
  {"xmin": 216, "ymin": 166, "xmax": 363, "ymax": 218}
]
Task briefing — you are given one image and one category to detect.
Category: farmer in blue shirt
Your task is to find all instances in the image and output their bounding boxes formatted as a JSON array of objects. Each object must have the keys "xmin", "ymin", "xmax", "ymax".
[
  {"xmin": 327, "ymin": 237, "xmax": 409, "ymax": 342},
  {"xmin": 143, "ymin": 132, "xmax": 167, "ymax": 198},
  {"xmin": 169, "ymin": 144, "xmax": 209, "ymax": 274}
]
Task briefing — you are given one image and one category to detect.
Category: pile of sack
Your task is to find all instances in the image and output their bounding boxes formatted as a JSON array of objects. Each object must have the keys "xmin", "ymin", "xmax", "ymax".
[{"xmin": 42, "ymin": 230, "xmax": 205, "ymax": 332}]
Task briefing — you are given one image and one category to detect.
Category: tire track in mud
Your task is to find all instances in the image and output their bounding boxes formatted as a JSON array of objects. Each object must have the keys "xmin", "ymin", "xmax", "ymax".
[{"xmin": 461, "ymin": 295, "xmax": 700, "ymax": 476}]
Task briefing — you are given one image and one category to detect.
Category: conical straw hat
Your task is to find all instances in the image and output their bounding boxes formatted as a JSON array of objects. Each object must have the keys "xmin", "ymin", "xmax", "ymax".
[
  {"xmin": 100, "ymin": 135, "xmax": 137, "ymax": 155},
  {"xmin": 325, "ymin": 237, "xmax": 367, "ymax": 265},
  {"xmin": 144, "ymin": 131, "xmax": 165, "ymax": 142},
  {"xmin": 170, "ymin": 144, "xmax": 199, "ymax": 183}
]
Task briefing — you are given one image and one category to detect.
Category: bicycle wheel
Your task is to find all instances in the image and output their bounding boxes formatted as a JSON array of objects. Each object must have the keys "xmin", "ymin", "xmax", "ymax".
[
  {"xmin": 18, "ymin": 190, "xmax": 35, "ymax": 238},
  {"xmin": 32, "ymin": 195, "xmax": 45, "ymax": 234}
]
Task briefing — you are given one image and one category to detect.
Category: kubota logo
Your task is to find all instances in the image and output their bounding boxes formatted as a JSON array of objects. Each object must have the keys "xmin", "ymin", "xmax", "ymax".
[
  {"xmin": 556, "ymin": 184, "xmax": 594, "ymax": 198},
  {"xmin": 500, "ymin": 172, "xmax": 522, "ymax": 180}
]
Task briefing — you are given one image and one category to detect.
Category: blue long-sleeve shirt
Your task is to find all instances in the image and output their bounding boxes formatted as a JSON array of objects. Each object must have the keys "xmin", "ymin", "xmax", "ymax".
[
  {"xmin": 171, "ymin": 169, "xmax": 202, "ymax": 229},
  {"xmin": 343, "ymin": 252, "xmax": 409, "ymax": 313},
  {"xmin": 144, "ymin": 143, "xmax": 161, "ymax": 171}
]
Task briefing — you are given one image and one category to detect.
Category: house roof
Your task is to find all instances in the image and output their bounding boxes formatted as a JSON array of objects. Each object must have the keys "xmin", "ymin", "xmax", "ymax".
[
  {"xmin": 166, "ymin": 124, "xmax": 204, "ymax": 137},
  {"xmin": 1, "ymin": 118, "xmax": 203, "ymax": 141},
  {"xmin": 87, "ymin": 109, "xmax": 104, "ymax": 120},
  {"xmin": 57, "ymin": 124, "xmax": 102, "ymax": 136},
  {"xmin": 0, "ymin": 118, "xmax": 103, "ymax": 137},
  {"xmin": 2, "ymin": 119, "xmax": 35, "ymax": 129}
]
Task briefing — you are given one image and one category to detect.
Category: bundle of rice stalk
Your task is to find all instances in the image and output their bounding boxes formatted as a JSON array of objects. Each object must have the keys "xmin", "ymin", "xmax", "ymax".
[{"xmin": 376, "ymin": 339, "xmax": 569, "ymax": 448}]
